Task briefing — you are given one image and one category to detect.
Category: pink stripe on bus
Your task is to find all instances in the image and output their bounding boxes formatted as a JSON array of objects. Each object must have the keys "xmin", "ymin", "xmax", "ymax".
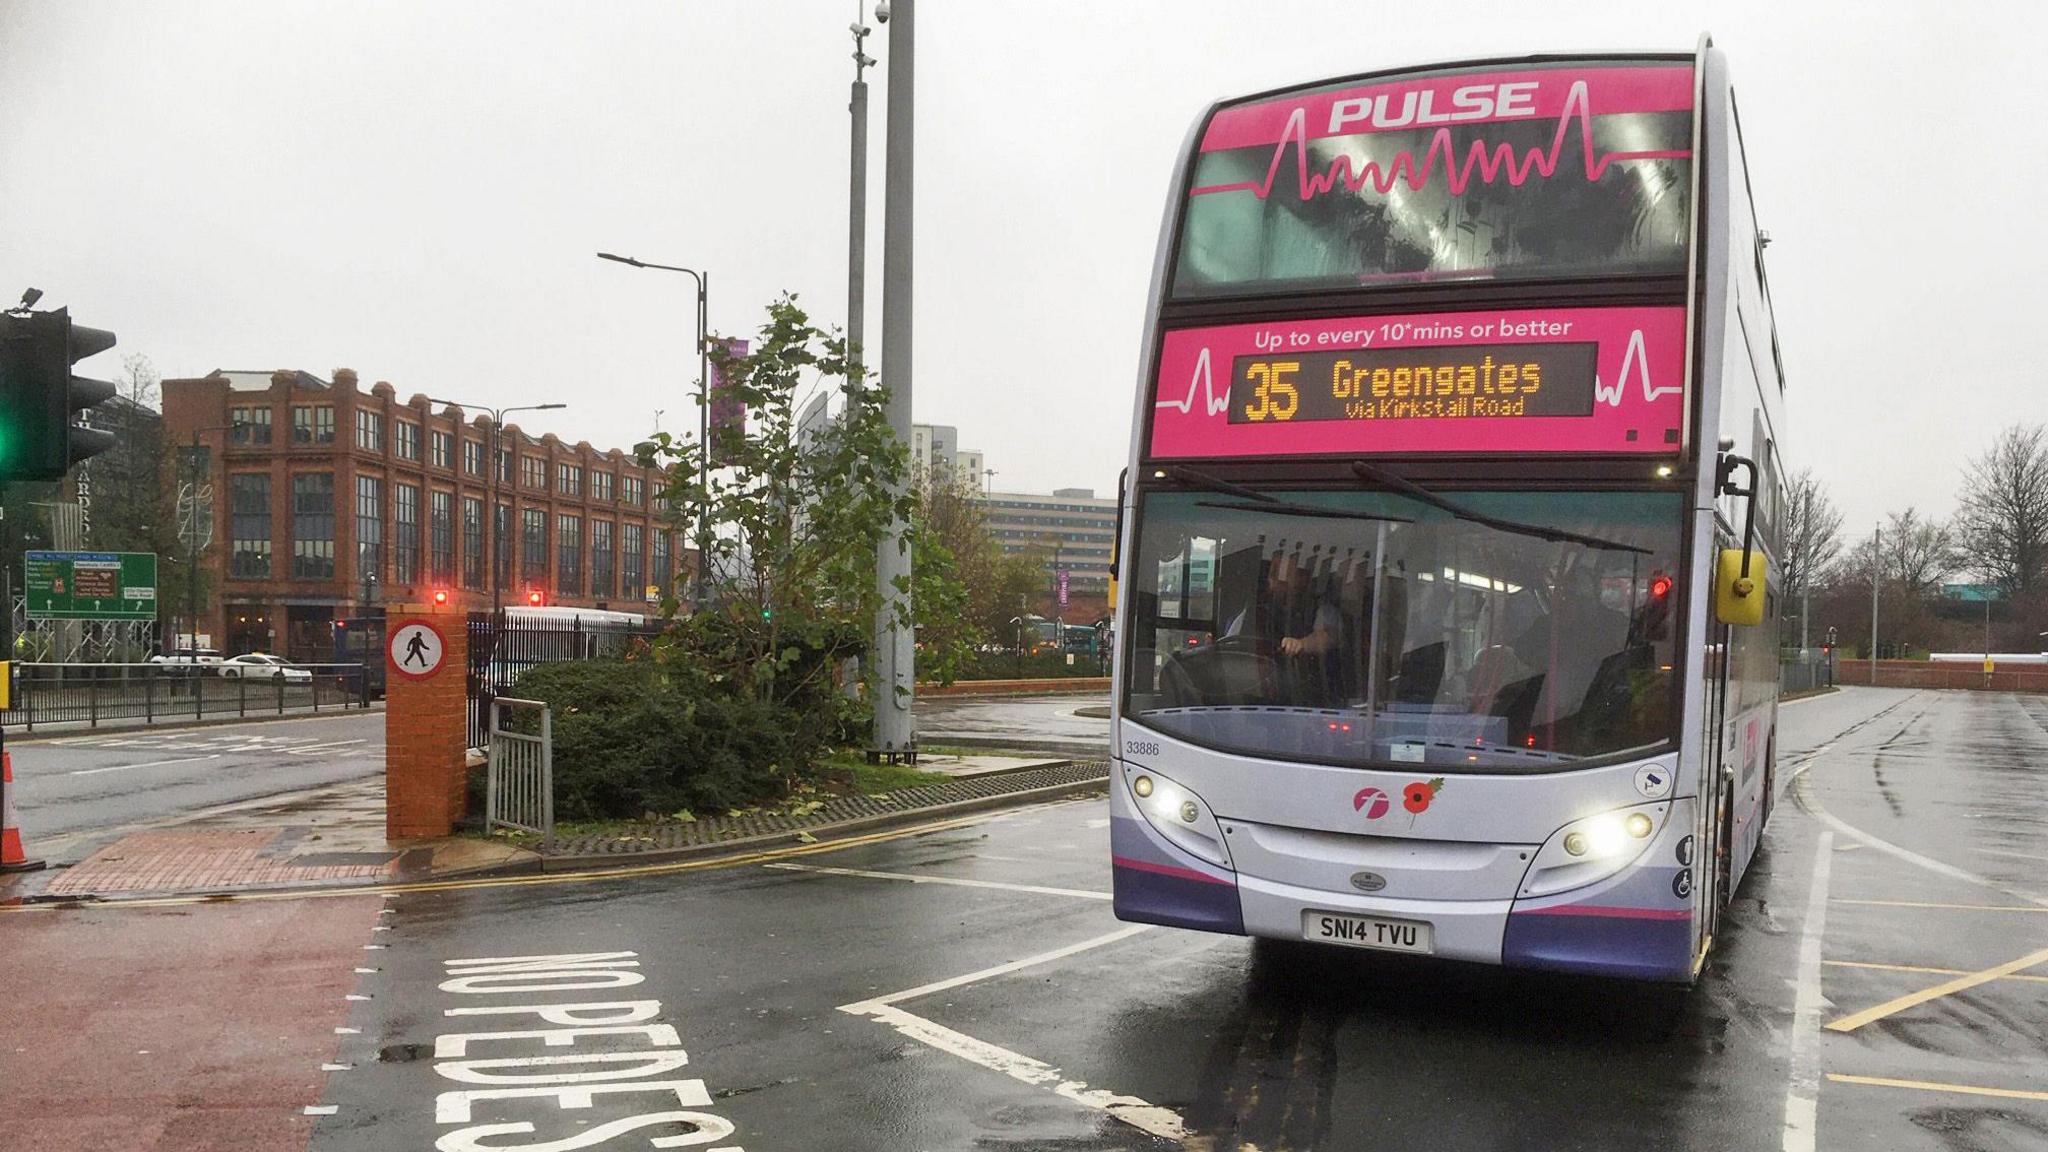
[
  {"xmin": 1113, "ymin": 855, "xmax": 1236, "ymax": 887},
  {"xmin": 1517, "ymin": 904, "xmax": 1692, "ymax": 921}
]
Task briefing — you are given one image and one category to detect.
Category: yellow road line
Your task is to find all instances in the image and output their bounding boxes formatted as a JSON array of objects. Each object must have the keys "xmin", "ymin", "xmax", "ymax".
[
  {"xmin": 1825, "ymin": 945, "xmax": 2048, "ymax": 1032},
  {"xmin": 0, "ymin": 798, "xmax": 1088, "ymax": 914},
  {"xmin": 1835, "ymin": 898, "xmax": 2048, "ymax": 914},
  {"xmin": 1827, "ymin": 1074, "xmax": 2048, "ymax": 1103},
  {"xmin": 1823, "ymin": 959, "xmax": 2048, "ymax": 986}
]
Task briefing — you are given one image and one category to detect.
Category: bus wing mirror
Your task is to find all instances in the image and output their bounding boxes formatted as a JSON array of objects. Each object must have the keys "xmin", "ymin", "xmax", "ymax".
[{"xmin": 1716, "ymin": 548, "xmax": 1766, "ymax": 627}]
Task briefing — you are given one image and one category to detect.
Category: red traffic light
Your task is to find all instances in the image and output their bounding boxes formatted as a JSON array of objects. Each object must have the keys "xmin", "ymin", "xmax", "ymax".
[
  {"xmin": 528, "ymin": 590, "xmax": 544, "ymax": 607},
  {"xmin": 1650, "ymin": 574, "xmax": 1673, "ymax": 599},
  {"xmin": 432, "ymin": 589, "xmax": 449, "ymax": 606}
]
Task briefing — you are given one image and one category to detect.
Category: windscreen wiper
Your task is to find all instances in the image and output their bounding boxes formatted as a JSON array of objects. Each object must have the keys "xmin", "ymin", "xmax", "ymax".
[
  {"xmin": 1196, "ymin": 500, "xmax": 1412, "ymax": 525},
  {"xmin": 1164, "ymin": 465, "xmax": 1278, "ymax": 505},
  {"xmin": 1350, "ymin": 460, "xmax": 1651, "ymax": 555}
]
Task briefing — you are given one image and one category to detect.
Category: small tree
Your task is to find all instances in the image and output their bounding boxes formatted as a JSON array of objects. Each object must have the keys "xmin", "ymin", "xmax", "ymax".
[
  {"xmin": 637, "ymin": 295, "xmax": 912, "ymax": 712},
  {"xmin": 1781, "ymin": 468, "xmax": 1844, "ymax": 605}
]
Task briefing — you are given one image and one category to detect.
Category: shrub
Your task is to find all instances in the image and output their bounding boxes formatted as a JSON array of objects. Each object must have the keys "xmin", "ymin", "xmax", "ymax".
[{"xmin": 507, "ymin": 657, "xmax": 826, "ymax": 821}]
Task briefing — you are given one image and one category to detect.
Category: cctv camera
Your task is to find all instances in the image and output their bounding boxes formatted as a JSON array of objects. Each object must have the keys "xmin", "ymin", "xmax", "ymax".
[{"xmin": 874, "ymin": 1, "xmax": 889, "ymax": 22}]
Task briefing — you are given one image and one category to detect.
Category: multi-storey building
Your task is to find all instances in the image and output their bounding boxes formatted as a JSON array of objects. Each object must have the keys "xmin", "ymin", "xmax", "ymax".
[
  {"xmin": 163, "ymin": 368, "xmax": 692, "ymax": 660},
  {"xmin": 911, "ymin": 423, "xmax": 987, "ymax": 493},
  {"xmin": 982, "ymin": 487, "xmax": 1117, "ymax": 613}
]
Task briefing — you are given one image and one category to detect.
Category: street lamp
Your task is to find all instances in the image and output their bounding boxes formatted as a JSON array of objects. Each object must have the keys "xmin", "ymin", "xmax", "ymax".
[
  {"xmin": 596, "ymin": 250, "xmax": 710, "ymax": 608},
  {"xmin": 185, "ymin": 421, "xmax": 244, "ymax": 653},
  {"xmin": 423, "ymin": 398, "xmax": 566, "ymax": 623}
]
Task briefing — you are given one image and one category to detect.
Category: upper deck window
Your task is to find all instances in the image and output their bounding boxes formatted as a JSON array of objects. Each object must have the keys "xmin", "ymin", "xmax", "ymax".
[{"xmin": 1172, "ymin": 61, "xmax": 1693, "ymax": 299}]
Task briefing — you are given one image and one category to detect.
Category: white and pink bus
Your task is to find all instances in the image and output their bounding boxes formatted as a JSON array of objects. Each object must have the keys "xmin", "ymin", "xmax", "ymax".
[{"xmin": 1112, "ymin": 39, "xmax": 1787, "ymax": 982}]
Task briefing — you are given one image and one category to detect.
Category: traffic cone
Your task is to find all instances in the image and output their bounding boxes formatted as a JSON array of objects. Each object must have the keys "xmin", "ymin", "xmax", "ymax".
[{"xmin": 1, "ymin": 750, "xmax": 45, "ymax": 873}]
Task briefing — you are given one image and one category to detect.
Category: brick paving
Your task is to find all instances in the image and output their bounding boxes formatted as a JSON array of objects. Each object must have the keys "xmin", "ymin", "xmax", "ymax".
[
  {"xmin": 46, "ymin": 827, "xmax": 397, "ymax": 896},
  {"xmin": 545, "ymin": 758, "xmax": 1110, "ymax": 857}
]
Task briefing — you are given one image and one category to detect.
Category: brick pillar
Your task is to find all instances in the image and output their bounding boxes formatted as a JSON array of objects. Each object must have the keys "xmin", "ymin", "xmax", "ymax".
[{"xmin": 384, "ymin": 601, "xmax": 469, "ymax": 840}]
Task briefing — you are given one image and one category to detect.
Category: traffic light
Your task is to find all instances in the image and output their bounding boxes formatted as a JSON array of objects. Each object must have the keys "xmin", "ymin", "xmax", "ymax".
[
  {"xmin": 0, "ymin": 306, "xmax": 119, "ymax": 481},
  {"xmin": 527, "ymin": 590, "xmax": 545, "ymax": 607}
]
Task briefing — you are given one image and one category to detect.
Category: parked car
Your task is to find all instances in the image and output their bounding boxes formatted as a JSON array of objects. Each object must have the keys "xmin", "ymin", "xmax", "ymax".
[
  {"xmin": 218, "ymin": 653, "xmax": 313, "ymax": 683},
  {"xmin": 150, "ymin": 648, "xmax": 225, "ymax": 670}
]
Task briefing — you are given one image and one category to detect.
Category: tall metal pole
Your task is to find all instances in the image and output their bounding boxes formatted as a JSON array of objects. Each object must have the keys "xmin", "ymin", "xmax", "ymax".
[
  {"xmin": 871, "ymin": 0, "xmax": 915, "ymax": 758},
  {"xmin": 488, "ymin": 418, "xmax": 501, "ymax": 621},
  {"xmin": 187, "ymin": 429, "xmax": 200, "ymax": 653},
  {"xmin": 694, "ymin": 276, "xmax": 710, "ymax": 610},
  {"xmin": 843, "ymin": 14, "xmax": 874, "ymax": 704},
  {"xmin": 1869, "ymin": 524, "xmax": 1880, "ymax": 680}
]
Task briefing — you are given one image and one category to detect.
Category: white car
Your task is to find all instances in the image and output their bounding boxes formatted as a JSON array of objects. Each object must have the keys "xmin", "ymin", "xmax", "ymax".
[
  {"xmin": 219, "ymin": 653, "xmax": 313, "ymax": 683},
  {"xmin": 150, "ymin": 648, "xmax": 224, "ymax": 669}
]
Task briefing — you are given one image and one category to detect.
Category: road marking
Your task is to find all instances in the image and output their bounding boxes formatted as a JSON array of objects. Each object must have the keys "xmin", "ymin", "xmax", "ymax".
[
  {"xmin": 840, "ymin": 926, "xmax": 1178, "ymax": 1140},
  {"xmin": 286, "ymin": 739, "xmax": 370, "ymax": 756},
  {"xmin": 354, "ymin": 967, "xmax": 379, "ymax": 974},
  {"xmin": 67, "ymin": 754, "xmax": 221, "ymax": 776},
  {"xmin": 1085, "ymin": 818, "xmax": 1110, "ymax": 829},
  {"xmin": 850, "ymin": 925, "xmax": 1148, "ymax": 1010},
  {"xmin": 1823, "ymin": 959, "xmax": 2048, "ymax": 986},
  {"xmin": 1825, "ymin": 945, "xmax": 2048, "ymax": 1032},
  {"xmin": 1826, "ymin": 1073, "xmax": 2048, "ymax": 1103},
  {"xmin": 303, "ymin": 1105, "xmax": 338, "ymax": 1116},
  {"xmin": 1782, "ymin": 830, "xmax": 1833, "ymax": 1152},
  {"xmin": 334, "ymin": 1027, "xmax": 359, "ymax": 1035},
  {"xmin": 1833, "ymin": 842, "xmax": 1862, "ymax": 852},
  {"xmin": 1975, "ymin": 846, "xmax": 2048, "ymax": 864},
  {"xmin": 0, "ymin": 797, "xmax": 1104, "ymax": 913},
  {"xmin": 321, "ymin": 1063, "xmax": 351, "ymax": 1071},
  {"xmin": 1834, "ymin": 899, "xmax": 2048, "ymax": 915},
  {"xmin": 764, "ymin": 862, "xmax": 1111, "ymax": 902}
]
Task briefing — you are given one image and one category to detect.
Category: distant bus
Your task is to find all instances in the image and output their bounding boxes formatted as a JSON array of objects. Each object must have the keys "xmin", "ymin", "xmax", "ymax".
[{"xmin": 1112, "ymin": 40, "xmax": 1787, "ymax": 983}]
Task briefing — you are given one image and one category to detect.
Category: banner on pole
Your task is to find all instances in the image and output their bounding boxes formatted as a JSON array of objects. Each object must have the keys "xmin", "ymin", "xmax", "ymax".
[{"xmin": 708, "ymin": 337, "xmax": 751, "ymax": 466}]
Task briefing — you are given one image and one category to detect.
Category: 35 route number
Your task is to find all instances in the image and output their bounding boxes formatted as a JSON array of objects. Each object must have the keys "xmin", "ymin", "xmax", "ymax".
[{"xmin": 1241, "ymin": 360, "xmax": 1300, "ymax": 422}]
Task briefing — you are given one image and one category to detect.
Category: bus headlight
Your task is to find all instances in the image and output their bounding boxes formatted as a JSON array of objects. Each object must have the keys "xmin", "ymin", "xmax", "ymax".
[
  {"xmin": 1521, "ymin": 802, "xmax": 1669, "ymax": 899},
  {"xmin": 1123, "ymin": 765, "xmax": 1231, "ymax": 869}
]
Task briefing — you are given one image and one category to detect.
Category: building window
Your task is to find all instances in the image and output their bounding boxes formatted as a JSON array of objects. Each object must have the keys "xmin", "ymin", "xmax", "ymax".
[
  {"xmin": 431, "ymin": 430, "xmax": 454, "ymax": 470},
  {"xmin": 293, "ymin": 405, "xmax": 336, "ymax": 444},
  {"xmin": 522, "ymin": 508, "xmax": 548, "ymax": 587},
  {"xmin": 621, "ymin": 475, "xmax": 643, "ymax": 506},
  {"xmin": 430, "ymin": 490, "xmax": 454, "ymax": 583},
  {"xmin": 355, "ymin": 410, "xmax": 384, "ymax": 453},
  {"xmin": 498, "ymin": 448, "xmax": 513, "ymax": 484},
  {"xmin": 590, "ymin": 471, "xmax": 614, "ymax": 503},
  {"xmin": 394, "ymin": 483, "xmax": 420, "ymax": 584},
  {"xmin": 230, "ymin": 407, "xmax": 272, "ymax": 445},
  {"xmin": 590, "ymin": 519, "xmax": 614, "ymax": 599},
  {"xmin": 651, "ymin": 527, "xmax": 671, "ymax": 596},
  {"xmin": 464, "ymin": 439, "xmax": 484, "ymax": 476},
  {"xmin": 496, "ymin": 502, "xmax": 513, "ymax": 586},
  {"xmin": 557, "ymin": 514, "xmax": 582, "ymax": 596},
  {"xmin": 355, "ymin": 475, "xmax": 383, "ymax": 588},
  {"xmin": 558, "ymin": 463, "xmax": 581, "ymax": 497},
  {"xmin": 522, "ymin": 456, "xmax": 546, "ymax": 489},
  {"xmin": 395, "ymin": 421, "xmax": 420, "ymax": 461},
  {"xmin": 462, "ymin": 497, "xmax": 485, "ymax": 590},
  {"xmin": 621, "ymin": 523, "xmax": 644, "ymax": 601},
  {"xmin": 290, "ymin": 473, "xmax": 335, "ymax": 578},
  {"xmin": 229, "ymin": 474, "xmax": 272, "ymax": 578}
]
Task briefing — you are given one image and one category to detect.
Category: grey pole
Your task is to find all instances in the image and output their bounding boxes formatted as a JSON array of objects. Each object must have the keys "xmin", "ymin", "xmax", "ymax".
[
  {"xmin": 695, "ymin": 274, "xmax": 710, "ymax": 610},
  {"xmin": 1869, "ymin": 524, "xmax": 1880, "ymax": 679},
  {"xmin": 871, "ymin": 0, "xmax": 915, "ymax": 759},
  {"xmin": 843, "ymin": 14, "xmax": 874, "ymax": 704}
]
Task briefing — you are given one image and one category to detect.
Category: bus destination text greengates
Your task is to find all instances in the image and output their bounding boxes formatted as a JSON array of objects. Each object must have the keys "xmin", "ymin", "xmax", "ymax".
[{"xmin": 1229, "ymin": 341, "xmax": 1598, "ymax": 424}]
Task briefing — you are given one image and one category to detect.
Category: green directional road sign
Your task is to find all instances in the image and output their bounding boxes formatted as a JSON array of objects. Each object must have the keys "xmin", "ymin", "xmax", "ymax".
[{"xmin": 23, "ymin": 550, "xmax": 158, "ymax": 620}]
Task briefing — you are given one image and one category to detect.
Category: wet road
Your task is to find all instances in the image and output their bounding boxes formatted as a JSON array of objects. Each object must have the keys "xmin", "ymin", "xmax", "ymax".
[
  {"xmin": 11, "ymin": 686, "xmax": 2047, "ymax": 1151},
  {"xmin": 918, "ymin": 692, "xmax": 1110, "ymax": 753},
  {"xmin": 8, "ymin": 712, "xmax": 384, "ymax": 860}
]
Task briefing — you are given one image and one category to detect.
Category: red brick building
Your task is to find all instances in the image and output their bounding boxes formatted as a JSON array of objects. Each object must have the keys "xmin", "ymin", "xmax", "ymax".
[{"xmin": 162, "ymin": 368, "xmax": 692, "ymax": 660}]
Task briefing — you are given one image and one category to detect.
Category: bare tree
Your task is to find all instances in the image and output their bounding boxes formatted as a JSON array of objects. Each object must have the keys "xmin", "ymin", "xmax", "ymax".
[
  {"xmin": 1955, "ymin": 423, "xmax": 2048, "ymax": 597},
  {"xmin": 1849, "ymin": 508, "xmax": 1960, "ymax": 599},
  {"xmin": 1781, "ymin": 468, "xmax": 1844, "ymax": 601}
]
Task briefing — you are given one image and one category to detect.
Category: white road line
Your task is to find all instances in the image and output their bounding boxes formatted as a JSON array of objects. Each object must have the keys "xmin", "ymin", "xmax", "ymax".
[
  {"xmin": 846, "ymin": 925, "xmax": 1148, "ymax": 1011},
  {"xmin": 303, "ymin": 1105, "xmax": 337, "ymax": 1116},
  {"xmin": 286, "ymin": 739, "xmax": 369, "ymax": 756},
  {"xmin": 849, "ymin": 1002, "xmax": 1185, "ymax": 1140},
  {"xmin": 839, "ymin": 925, "xmax": 1178, "ymax": 1140},
  {"xmin": 1781, "ymin": 828, "xmax": 1834, "ymax": 1152},
  {"xmin": 764, "ymin": 862, "xmax": 1111, "ymax": 902},
  {"xmin": 1084, "ymin": 818, "xmax": 1110, "ymax": 829},
  {"xmin": 67, "ymin": 754, "xmax": 221, "ymax": 776},
  {"xmin": 1975, "ymin": 847, "xmax": 2048, "ymax": 864}
]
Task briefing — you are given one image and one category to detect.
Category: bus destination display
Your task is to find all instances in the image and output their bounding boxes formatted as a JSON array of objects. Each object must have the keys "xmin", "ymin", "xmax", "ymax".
[{"xmin": 1229, "ymin": 342, "xmax": 1597, "ymax": 425}]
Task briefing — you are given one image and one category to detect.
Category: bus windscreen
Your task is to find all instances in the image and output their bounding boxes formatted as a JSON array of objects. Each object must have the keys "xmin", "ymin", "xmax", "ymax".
[{"xmin": 1172, "ymin": 61, "xmax": 1694, "ymax": 297}]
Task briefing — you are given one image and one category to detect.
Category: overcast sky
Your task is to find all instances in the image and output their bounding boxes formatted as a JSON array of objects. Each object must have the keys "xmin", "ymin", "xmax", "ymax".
[{"xmin": 3, "ymin": 1, "xmax": 2040, "ymax": 538}]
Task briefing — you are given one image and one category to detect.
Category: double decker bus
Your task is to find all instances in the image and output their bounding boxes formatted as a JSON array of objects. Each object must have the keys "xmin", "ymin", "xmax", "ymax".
[{"xmin": 1112, "ymin": 39, "xmax": 1786, "ymax": 983}]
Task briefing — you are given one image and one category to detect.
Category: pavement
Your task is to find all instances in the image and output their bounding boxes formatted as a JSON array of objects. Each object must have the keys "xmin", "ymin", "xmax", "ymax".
[{"xmin": 7, "ymin": 686, "xmax": 2047, "ymax": 1151}]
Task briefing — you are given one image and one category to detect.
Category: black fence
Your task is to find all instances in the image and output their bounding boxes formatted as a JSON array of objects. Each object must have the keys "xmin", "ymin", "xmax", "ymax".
[
  {"xmin": 465, "ymin": 612, "xmax": 665, "ymax": 749},
  {"xmin": 0, "ymin": 662, "xmax": 372, "ymax": 731}
]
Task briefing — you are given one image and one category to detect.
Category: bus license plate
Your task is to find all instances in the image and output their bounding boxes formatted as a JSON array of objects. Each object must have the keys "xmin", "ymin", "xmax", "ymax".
[{"xmin": 1303, "ymin": 910, "xmax": 1433, "ymax": 954}]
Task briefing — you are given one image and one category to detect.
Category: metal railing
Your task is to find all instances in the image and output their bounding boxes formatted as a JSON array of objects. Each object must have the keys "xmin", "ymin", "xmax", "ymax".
[
  {"xmin": 1780, "ymin": 648, "xmax": 1836, "ymax": 696},
  {"xmin": 486, "ymin": 696, "xmax": 552, "ymax": 850},
  {"xmin": 466, "ymin": 611, "xmax": 663, "ymax": 749},
  {"xmin": 0, "ymin": 662, "xmax": 372, "ymax": 731}
]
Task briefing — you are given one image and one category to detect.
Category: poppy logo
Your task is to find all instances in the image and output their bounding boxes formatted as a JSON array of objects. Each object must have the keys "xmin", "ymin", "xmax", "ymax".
[{"xmin": 1352, "ymin": 787, "xmax": 1390, "ymax": 819}]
